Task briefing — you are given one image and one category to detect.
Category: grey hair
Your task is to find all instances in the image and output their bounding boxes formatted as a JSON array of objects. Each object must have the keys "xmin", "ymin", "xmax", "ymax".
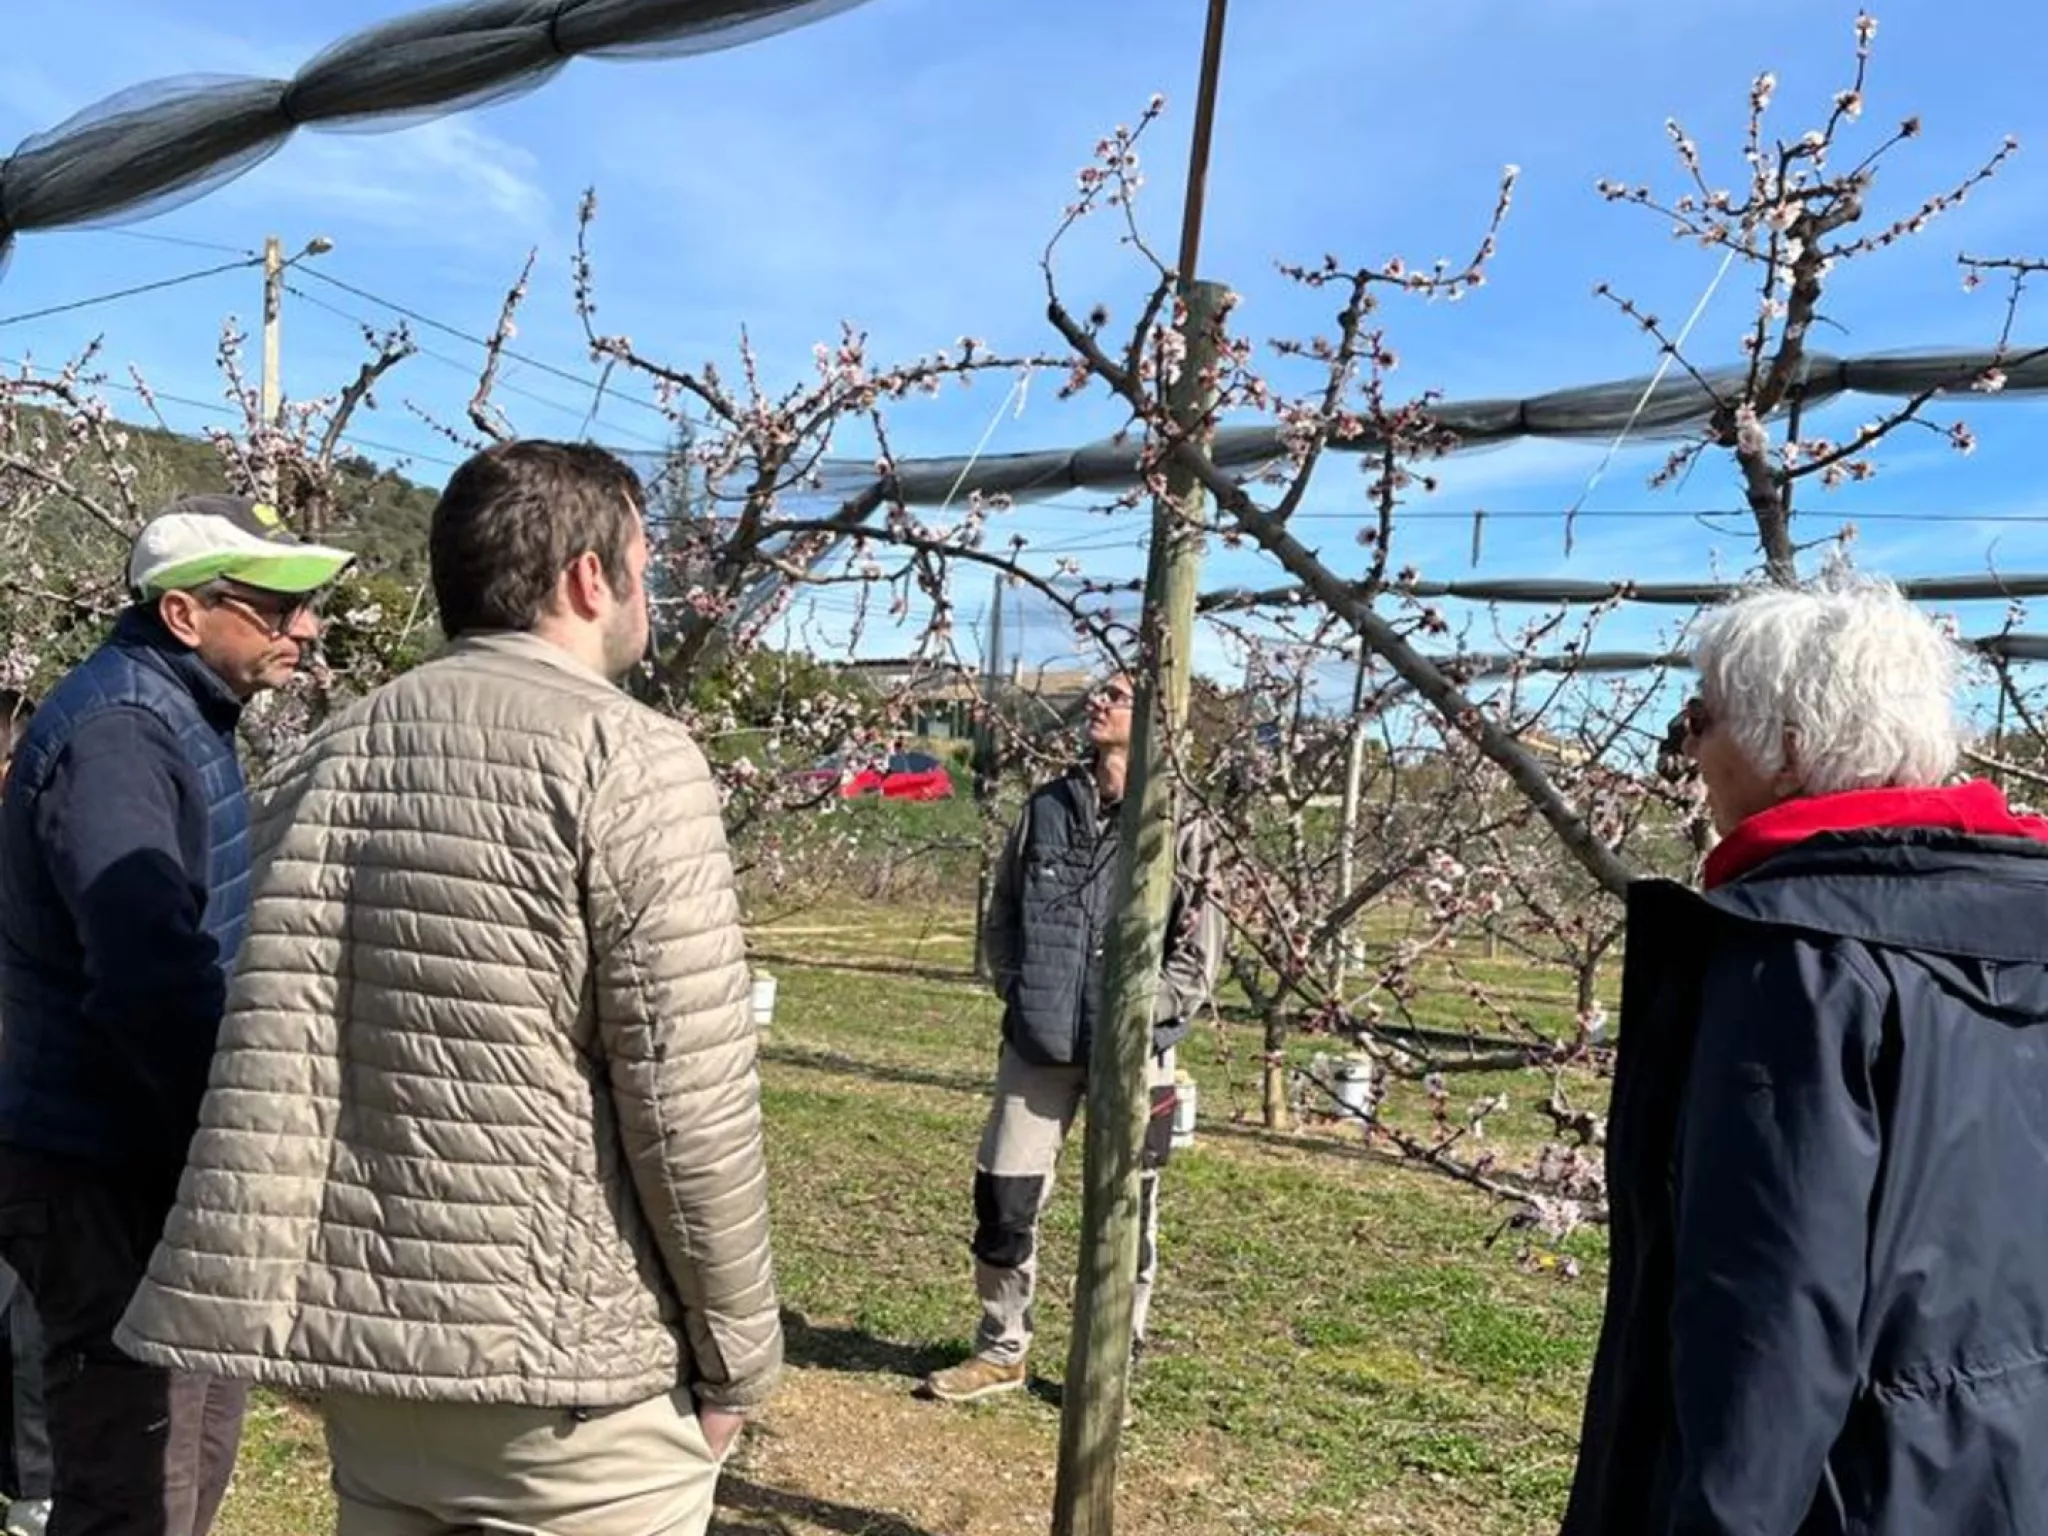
[{"xmin": 1690, "ymin": 572, "xmax": 1963, "ymax": 795}]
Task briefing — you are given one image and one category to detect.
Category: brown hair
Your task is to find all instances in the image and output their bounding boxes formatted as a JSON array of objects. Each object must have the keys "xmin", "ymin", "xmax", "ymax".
[{"xmin": 429, "ymin": 441, "xmax": 645, "ymax": 639}]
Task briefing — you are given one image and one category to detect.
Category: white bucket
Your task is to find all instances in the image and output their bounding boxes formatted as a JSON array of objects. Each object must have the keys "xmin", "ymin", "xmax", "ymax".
[
  {"xmin": 1332, "ymin": 1056, "xmax": 1376, "ymax": 1121},
  {"xmin": 1169, "ymin": 1070, "xmax": 1198, "ymax": 1149},
  {"xmin": 749, "ymin": 972, "xmax": 777, "ymax": 1029}
]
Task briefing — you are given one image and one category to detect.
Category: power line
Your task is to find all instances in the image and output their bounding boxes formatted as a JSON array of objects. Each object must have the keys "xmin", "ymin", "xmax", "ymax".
[
  {"xmin": 1, "ymin": 245, "xmax": 668, "ymax": 450},
  {"xmin": 0, "ymin": 257, "xmax": 260, "ymax": 330},
  {"xmin": 0, "ymin": 352, "xmax": 462, "ymax": 470},
  {"xmin": 297, "ymin": 265, "xmax": 708, "ymax": 437},
  {"xmin": 100, "ymin": 228, "xmax": 258, "ymax": 259},
  {"xmin": 282, "ymin": 281, "xmax": 669, "ymax": 449}
]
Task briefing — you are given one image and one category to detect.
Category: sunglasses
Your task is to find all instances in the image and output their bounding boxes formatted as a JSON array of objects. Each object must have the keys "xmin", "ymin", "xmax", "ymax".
[
  {"xmin": 1682, "ymin": 696, "xmax": 1714, "ymax": 739},
  {"xmin": 206, "ymin": 584, "xmax": 317, "ymax": 640}
]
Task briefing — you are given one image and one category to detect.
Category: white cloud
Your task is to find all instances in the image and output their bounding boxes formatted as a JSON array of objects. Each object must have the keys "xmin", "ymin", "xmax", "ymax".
[{"xmin": 216, "ymin": 114, "xmax": 553, "ymax": 248}]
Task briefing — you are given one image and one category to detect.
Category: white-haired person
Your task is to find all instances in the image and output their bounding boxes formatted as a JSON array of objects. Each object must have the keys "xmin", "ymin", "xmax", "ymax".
[{"xmin": 1562, "ymin": 574, "xmax": 2048, "ymax": 1536}]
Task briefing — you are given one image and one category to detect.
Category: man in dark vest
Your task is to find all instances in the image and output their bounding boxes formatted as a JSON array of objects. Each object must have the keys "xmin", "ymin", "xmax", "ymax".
[
  {"xmin": 0, "ymin": 496, "xmax": 350, "ymax": 1536},
  {"xmin": 923, "ymin": 671, "xmax": 1221, "ymax": 1404}
]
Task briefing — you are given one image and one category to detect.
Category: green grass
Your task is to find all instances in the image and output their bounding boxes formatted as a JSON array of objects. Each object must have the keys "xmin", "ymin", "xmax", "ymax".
[
  {"xmin": 222, "ymin": 900, "xmax": 1612, "ymax": 1535},
  {"xmin": 216, "ymin": 1392, "xmax": 333, "ymax": 1535},
  {"xmin": 747, "ymin": 934, "xmax": 1607, "ymax": 1532}
]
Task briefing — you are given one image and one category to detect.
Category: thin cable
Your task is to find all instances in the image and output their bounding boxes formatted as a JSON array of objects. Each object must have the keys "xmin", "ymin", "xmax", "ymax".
[
  {"xmin": 298, "ymin": 266, "xmax": 713, "ymax": 434},
  {"xmin": 932, "ymin": 369, "xmax": 1031, "ymax": 515},
  {"xmin": 0, "ymin": 353, "xmax": 462, "ymax": 469},
  {"xmin": 283, "ymin": 282, "xmax": 669, "ymax": 448},
  {"xmin": 0, "ymin": 257, "xmax": 260, "ymax": 330},
  {"xmin": 1561, "ymin": 242, "xmax": 1741, "ymax": 553},
  {"xmin": 100, "ymin": 228, "xmax": 258, "ymax": 258},
  {"xmin": 964, "ymin": 499, "xmax": 2048, "ymax": 525}
]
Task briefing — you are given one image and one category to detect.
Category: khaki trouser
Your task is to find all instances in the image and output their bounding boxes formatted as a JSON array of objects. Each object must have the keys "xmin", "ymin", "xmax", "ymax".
[
  {"xmin": 322, "ymin": 1389, "xmax": 725, "ymax": 1536},
  {"xmin": 970, "ymin": 1043, "xmax": 1178, "ymax": 1365}
]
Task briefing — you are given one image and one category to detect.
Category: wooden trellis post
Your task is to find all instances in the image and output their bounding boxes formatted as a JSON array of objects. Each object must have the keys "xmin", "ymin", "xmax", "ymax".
[{"xmin": 1050, "ymin": 3, "xmax": 1230, "ymax": 1532}]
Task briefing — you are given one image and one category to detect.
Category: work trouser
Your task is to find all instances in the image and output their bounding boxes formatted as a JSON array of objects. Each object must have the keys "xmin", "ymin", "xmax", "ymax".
[
  {"xmin": 323, "ymin": 1389, "xmax": 727, "ymax": 1536},
  {"xmin": 970, "ymin": 1042, "xmax": 1178, "ymax": 1365},
  {"xmin": 0, "ymin": 1257, "xmax": 52, "ymax": 1501},
  {"xmin": 0, "ymin": 1146, "xmax": 245, "ymax": 1536}
]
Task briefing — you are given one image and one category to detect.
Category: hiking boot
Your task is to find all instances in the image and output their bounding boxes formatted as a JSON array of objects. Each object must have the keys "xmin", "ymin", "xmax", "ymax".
[{"xmin": 923, "ymin": 1354, "xmax": 1027, "ymax": 1404}]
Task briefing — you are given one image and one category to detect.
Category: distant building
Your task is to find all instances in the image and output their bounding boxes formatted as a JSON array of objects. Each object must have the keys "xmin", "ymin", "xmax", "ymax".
[{"xmin": 831, "ymin": 657, "xmax": 1097, "ymax": 739}]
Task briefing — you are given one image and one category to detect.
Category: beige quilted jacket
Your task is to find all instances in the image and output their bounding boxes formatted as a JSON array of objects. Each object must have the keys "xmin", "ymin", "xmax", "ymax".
[{"xmin": 115, "ymin": 632, "xmax": 782, "ymax": 1411}]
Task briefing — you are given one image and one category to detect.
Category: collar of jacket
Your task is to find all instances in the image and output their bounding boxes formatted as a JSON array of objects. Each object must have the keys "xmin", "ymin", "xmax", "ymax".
[
  {"xmin": 441, "ymin": 630, "xmax": 619, "ymax": 688},
  {"xmin": 1704, "ymin": 778, "xmax": 2048, "ymax": 890},
  {"xmin": 1658, "ymin": 816, "xmax": 2048, "ymax": 967},
  {"xmin": 110, "ymin": 606, "xmax": 242, "ymax": 731}
]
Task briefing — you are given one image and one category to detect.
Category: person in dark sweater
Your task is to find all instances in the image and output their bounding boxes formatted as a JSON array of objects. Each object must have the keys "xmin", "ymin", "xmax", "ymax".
[
  {"xmin": 0, "ymin": 691, "xmax": 49, "ymax": 1536},
  {"xmin": 1564, "ymin": 574, "xmax": 2048, "ymax": 1536},
  {"xmin": 0, "ymin": 497, "xmax": 349, "ymax": 1536},
  {"xmin": 923, "ymin": 673, "xmax": 1220, "ymax": 1405}
]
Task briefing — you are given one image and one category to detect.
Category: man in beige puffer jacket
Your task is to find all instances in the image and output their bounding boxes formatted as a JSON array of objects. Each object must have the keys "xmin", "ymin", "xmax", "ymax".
[{"xmin": 116, "ymin": 441, "xmax": 779, "ymax": 1534}]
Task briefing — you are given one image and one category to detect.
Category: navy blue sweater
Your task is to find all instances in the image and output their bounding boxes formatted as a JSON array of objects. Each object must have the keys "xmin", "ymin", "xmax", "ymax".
[{"xmin": 0, "ymin": 610, "xmax": 250, "ymax": 1174}]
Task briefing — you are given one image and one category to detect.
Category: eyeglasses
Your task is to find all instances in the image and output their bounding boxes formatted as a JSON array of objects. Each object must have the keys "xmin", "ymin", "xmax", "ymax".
[
  {"xmin": 205, "ymin": 584, "xmax": 316, "ymax": 640},
  {"xmin": 1088, "ymin": 684, "xmax": 1136, "ymax": 709},
  {"xmin": 1682, "ymin": 696, "xmax": 1714, "ymax": 740}
]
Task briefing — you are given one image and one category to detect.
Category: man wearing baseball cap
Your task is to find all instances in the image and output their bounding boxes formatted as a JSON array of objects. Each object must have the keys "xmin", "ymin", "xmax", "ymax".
[{"xmin": 0, "ymin": 494, "xmax": 348, "ymax": 1535}]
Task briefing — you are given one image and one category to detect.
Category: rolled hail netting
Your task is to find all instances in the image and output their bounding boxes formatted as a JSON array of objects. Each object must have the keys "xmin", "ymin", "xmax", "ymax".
[
  {"xmin": 0, "ymin": 0, "xmax": 869, "ymax": 267},
  {"xmin": 726, "ymin": 348, "xmax": 2048, "ymax": 514}
]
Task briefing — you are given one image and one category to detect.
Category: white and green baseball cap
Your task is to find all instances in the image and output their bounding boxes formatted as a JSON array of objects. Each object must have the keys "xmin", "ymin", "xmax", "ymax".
[{"xmin": 127, "ymin": 495, "xmax": 355, "ymax": 598}]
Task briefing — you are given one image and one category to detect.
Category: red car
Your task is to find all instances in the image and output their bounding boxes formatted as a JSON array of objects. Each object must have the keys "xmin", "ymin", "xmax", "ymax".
[{"xmin": 796, "ymin": 750, "xmax": 956, "ymax": 801}]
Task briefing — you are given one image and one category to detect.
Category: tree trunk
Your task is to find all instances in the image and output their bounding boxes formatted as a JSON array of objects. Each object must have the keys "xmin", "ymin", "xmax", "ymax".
[{"xmin": 1262, "ymin": 1007, "xmax": 1291, "ymax": 1131}]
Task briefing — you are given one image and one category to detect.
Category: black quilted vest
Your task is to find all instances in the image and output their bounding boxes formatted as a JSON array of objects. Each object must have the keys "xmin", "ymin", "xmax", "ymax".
[{"xmin": 1002, "ymin": 770, "xmax": 1120, "ymax": 1067}]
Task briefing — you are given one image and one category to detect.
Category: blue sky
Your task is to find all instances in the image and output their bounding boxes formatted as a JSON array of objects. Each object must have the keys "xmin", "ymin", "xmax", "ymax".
[{"xmin": 4, "ymin": 0, "xmax": 2048, "ymax": 687}]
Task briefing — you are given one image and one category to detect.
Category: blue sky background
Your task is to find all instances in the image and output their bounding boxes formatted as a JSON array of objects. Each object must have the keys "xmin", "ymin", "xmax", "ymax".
[{"xmin": 4, "ymin": 0, "xmax": 2048, "ymax": 689}]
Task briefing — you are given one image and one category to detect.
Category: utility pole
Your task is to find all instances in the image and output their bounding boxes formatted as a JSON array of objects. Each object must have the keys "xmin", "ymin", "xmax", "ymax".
[
  {"xmin": 1051, "ymin": 2, "xmax": 1230, "ymax": 1531},
  {"xmin": 259, "ymin": 234, "xmax": 334, "ymax": 431},
  {"xmin": 260, "ymin": 235, "xmax": 285, "ymax": 428}
]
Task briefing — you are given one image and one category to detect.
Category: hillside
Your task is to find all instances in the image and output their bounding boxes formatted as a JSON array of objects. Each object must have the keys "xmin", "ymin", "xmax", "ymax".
[{"xmin": 2, "ymin": 403, "xmax": 439, "ymax": 578}]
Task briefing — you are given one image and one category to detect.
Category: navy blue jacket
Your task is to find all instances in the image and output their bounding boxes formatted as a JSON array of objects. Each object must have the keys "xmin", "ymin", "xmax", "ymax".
[
  {"xmin": 1564, "ymin": 829, "xmax": 2048, "ymax": 1535},
  {"xmin": 0, "ymin": 609, "xmax": 249, "ymax": 1174}
]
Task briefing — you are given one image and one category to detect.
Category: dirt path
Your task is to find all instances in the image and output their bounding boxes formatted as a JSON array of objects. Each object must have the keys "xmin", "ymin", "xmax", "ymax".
[
  {"xmin": 712, "ymin": 1362, "xmax": 1480, "ymax": 1536},
  {"xmin": 712, "ymin": 1367, "xmax": 1248, "ymax": 1536}
]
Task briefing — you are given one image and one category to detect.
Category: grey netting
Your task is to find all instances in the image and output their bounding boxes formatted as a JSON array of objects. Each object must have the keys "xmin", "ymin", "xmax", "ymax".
[
  {"xmin": 1424, "ymin": 630, "xmax": 2048, "ymax": 682},
  {"xmin": 982, "ymin": 572, "xmax": 1146, "ymax": 680},
  {"xmin": 716, "ymin": 345, "xmax": 2048, "ymax": 646},
  {"xmin": 5, "ymin": 79, "xmax": 291, "ymax": 235},
  {"xmin": 1202, "ymin": 573, "xmax": 2048, "ymax": 614},
  {"xmin": 678, "ymin": 345, "xmax": 2048, "ymax": 640},
  {"xmin": 815, "ymin": 347, "xmax": 2048, "ymax": 511},
  {"xmin": 0, "ymin": 0, "xmax": 869, "ymax": 260}
]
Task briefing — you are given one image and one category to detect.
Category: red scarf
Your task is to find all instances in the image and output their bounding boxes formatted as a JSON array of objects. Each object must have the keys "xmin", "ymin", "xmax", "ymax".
[{"xmin": 1703, "ymin": 780, "xmax": 2048, "ymax": 890}]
